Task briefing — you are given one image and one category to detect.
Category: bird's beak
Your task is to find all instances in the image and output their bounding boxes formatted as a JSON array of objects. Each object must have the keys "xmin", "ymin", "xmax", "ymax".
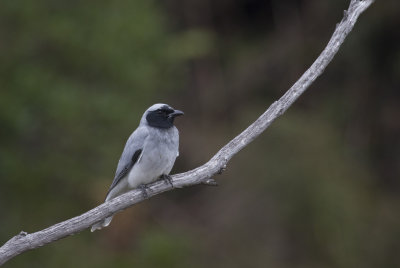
[{"xmin": 170, "ymin": 109, "xmax": 184, "ymax": 117}]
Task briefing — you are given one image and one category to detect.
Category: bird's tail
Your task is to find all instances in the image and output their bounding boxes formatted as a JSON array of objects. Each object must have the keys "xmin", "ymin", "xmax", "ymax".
[{"xmin": 90, "ymin": 216, "xmax": 113, "ymax": 232}]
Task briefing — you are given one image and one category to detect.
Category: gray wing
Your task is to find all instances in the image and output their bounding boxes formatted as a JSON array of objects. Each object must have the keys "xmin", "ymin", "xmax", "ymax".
[{"xmin": 106, "ymin": 126, "xmax": 149, "ymax": 195}]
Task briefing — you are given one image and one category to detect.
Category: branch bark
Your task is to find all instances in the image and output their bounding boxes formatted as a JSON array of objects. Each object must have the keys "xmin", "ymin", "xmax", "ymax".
[{"xmin": 0, "ymin": 0, "xmax": 374, "ymax": 265}]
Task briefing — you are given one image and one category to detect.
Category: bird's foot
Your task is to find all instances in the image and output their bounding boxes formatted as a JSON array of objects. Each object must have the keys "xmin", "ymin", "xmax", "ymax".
[
  {"xmin": 160, "ymin": 174, "xmax": 174, "ymax": 188},
  {"xmin": 138, "ymin": 184, "xmax": 149, "ymax": 199}
]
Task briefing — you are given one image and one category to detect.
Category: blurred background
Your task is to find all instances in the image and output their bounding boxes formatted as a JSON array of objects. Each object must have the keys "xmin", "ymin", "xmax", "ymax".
[{"xmin": 1, "ymin": 0, "xmax": 399, "ymax": 267}]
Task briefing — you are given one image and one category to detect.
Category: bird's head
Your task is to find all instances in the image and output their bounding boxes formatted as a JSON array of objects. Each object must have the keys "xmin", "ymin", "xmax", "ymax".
[{"xmin": 142, "ymin": 103, "xmax": 184, "ymax": 129}]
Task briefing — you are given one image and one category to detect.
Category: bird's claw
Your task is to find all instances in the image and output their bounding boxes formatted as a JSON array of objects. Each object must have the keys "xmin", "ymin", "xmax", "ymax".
[
  {"xmin": 138, "ymin": 184, "xmax": 149, "ymax": 199},
  {"xmin": 161, "ymin": 174, "xmax": 174, "ymax": 188}
]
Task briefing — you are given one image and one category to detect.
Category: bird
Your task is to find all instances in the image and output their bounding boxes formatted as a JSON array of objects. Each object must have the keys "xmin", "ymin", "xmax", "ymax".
[{"xmin": 91, "ymin": 103, "xmax": 184, "ymax": 232}]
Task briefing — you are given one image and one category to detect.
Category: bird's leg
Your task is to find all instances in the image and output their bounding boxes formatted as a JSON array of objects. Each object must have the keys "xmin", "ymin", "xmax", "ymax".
[
  {"xmin": 160, "ymin": 174, "xmax": 174, "ymax": 188},
  {"xmin": 138, "ymin": 184, "xmax": 149, "ymax": 199}
]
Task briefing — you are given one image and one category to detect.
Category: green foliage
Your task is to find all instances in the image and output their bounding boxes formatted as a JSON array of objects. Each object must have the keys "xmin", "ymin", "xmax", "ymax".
[{"xmin": 0, "ymin": 0, "xmax": 189, "ymax": 251}]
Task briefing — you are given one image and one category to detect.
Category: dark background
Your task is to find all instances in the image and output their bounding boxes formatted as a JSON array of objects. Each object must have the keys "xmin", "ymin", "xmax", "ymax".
[{"xmin": 1, "ymin": 0, "xmax": 399, "ymax": 267}]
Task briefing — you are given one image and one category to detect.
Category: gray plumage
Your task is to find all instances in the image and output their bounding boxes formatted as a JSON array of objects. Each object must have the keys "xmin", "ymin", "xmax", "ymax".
[{"xmin": 91, "ymin": 103, "xmax": 183, "ymax": 232}]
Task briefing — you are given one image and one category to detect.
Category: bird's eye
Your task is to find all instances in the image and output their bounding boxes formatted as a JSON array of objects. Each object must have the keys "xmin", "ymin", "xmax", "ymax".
[{"xmin": 157, "ymin": 109, "xmax": 164, "ymax": 114}]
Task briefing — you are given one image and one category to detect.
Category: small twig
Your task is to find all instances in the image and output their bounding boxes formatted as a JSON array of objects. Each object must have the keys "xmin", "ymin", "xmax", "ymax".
[{"xmin": 202, "ymin": 178, "xmax": 219, "ymax": 186}]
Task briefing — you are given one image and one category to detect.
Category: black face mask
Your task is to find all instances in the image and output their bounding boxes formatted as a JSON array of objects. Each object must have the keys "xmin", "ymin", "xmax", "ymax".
[{"xmin": 146, "ymin": 106, "xmax": 183, "ymax": 129}]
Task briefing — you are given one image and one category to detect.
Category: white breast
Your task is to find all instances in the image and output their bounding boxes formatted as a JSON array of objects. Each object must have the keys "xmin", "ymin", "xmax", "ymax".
[{"xmin": 127, "ymin": 127, "xmax": 179, "ymax": 188}]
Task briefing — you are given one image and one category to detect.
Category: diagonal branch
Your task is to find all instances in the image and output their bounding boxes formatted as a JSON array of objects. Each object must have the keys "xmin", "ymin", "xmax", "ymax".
[{"xmin": 0, "ymin": 0, "xmax": 374, "ymax": 265}]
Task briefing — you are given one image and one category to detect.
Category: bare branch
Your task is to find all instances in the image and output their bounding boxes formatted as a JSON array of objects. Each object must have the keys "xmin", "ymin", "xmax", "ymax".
[{"xmin": 0, "ymin": 0, "xmax": 374, "ymax": 265}]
